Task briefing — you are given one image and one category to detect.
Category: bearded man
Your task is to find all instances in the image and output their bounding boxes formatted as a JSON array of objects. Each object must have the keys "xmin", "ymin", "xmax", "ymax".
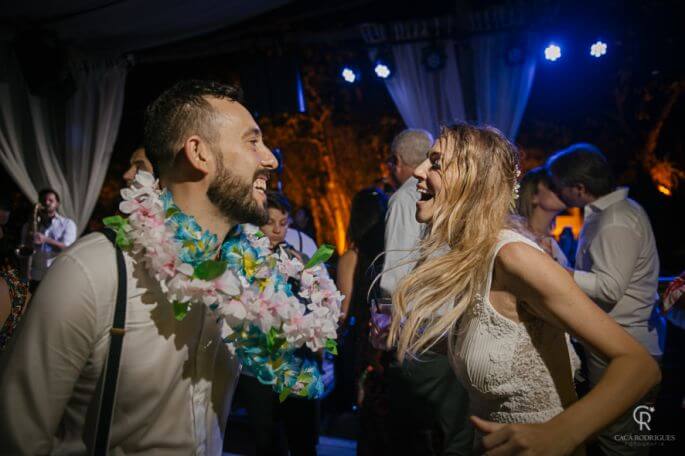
[{"xmin": 0, "ymin": 80, "xmax": 277, "ymax": 455}]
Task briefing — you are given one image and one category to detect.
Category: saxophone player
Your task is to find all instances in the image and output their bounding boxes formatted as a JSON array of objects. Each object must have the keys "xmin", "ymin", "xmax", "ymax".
[{"xmin": 20, "ymin": 189, "xmax": 76, "ymax": 291}]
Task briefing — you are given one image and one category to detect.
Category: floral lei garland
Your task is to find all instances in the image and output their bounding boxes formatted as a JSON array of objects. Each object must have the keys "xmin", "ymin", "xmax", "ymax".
[{"xmin": 104, "ymin": 172, "xmax": 342, "ymax": 400}]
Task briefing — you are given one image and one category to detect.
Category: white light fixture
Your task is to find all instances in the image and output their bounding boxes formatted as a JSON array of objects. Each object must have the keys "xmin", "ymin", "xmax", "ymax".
[
  {"xmin": 544, "ymin": 44, "xmax": 562, "ymax": 62},
  {"xmin": 590, "ymin": 41, "xmax": 608, "ymax": 58}
]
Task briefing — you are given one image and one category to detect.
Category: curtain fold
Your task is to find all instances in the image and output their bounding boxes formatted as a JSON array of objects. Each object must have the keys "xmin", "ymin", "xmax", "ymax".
[
  {"xmin": 371, "ymin": 40, "xmax": 466, "ymax": 138},
  {"xmin": 470, "ymin": 32, "xmax": 537, "ymax": 140},
  {"xmin": 64, "ymin": 64, "xmax": 127, "ymax": 230},
  {"xmin": 0, "ymin": 47, "xmax": 127, "ymax": 233}
]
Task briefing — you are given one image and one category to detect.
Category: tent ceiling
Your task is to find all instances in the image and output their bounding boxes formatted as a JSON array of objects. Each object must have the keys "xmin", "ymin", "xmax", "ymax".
[{"xmin": 0, "ymin": 0, "xmax": 292, "ymax": 55}]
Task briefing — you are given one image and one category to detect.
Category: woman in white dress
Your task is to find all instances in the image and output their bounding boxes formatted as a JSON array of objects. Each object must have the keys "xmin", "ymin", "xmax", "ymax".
[{"xmin": 387, "ymin": 124, "xmax": 660, "ymax": 455}]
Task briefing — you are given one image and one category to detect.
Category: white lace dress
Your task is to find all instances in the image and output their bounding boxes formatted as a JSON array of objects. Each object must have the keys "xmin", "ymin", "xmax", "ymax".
[{"xmin": 453, "ymin": 230, "xmax": 580, "ymax": 424}]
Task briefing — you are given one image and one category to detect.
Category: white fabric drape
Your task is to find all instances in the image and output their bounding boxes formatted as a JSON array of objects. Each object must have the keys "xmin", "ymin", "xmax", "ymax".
[
  {"xmin": 63, "ymin": 65, "xmax": 127, "ymax": 231},
  {"xmin": 0, "ymin": 48, "xmax": 127, "ymax": 233},
  {"xmin": 470, "ymin": 32, "xmax": 537, "ymax": 140},
  {"xmin": 371, "ymin": 41, "xmax": 466, "ymax": 137}
]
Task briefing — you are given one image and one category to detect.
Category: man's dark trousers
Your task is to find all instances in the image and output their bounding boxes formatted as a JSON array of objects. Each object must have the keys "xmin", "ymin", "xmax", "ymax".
[{"xmin": 387, "ymin": 352, "xmax": 473, "ymax": 455}]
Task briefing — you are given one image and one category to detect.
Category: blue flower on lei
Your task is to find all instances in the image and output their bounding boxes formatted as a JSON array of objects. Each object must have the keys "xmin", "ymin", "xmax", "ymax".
[
  {"xmin": 221, "ymin": 229, "xmax": 262, "ymax": 280},
  {"xmin": 161, "ymin": 191, "xmax": 219, "ymax": 266},
  {"xmin": 220, "ymin": 226, "xmax": 291, "ymax": 295},
  {"xmin": 231, "ymin": 325, "xmax": 325, "ymax": 399}
]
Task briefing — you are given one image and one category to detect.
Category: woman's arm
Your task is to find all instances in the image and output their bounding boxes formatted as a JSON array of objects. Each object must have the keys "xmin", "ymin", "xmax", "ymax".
[
  {"xmin": 473, "ymin": 242, "xmax": 660, "ymax": 455},
  {"xmin": 336, "ymin": 248, "xmax": 358, "ymax": 322}
]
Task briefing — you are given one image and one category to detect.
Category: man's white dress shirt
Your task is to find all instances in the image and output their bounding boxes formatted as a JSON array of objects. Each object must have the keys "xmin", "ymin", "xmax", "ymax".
[
  {"xmin": 573, "ymin": 187, "xmax": 662, "ymax": 384},
  {"xmin": 0, "ymin": 233, "xmax": 240, "ymax": 455},
  {"xmin": 22, "ymin": 213, "xmax": 77, "ymax": 280},
  {"xmin": 380, "ymin": 177, "xmax": 422, "ymax": 297},
  {"xmin": 285, "ymin": 228, "xmax": 318, "ymax": 259}
]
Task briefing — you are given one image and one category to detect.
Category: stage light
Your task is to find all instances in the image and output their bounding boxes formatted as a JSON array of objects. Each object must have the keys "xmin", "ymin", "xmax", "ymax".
[
  {"xmin": 374, "ymin": 62, "xmax": 391, "ymax": 79},
  {"xmin": 341, "ymin": 67, "xmax": 358, "ymax": 83},
  {"xmin": 590, "ymin": 41, "xmax": 607, "ymax": 58},
  {"xmin": 544, "ymin": 44, "xmax": 561, "ymax": 62}
]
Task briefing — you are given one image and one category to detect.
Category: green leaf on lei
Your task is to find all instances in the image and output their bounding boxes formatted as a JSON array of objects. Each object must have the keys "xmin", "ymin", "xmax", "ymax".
[
  {"xmin": 194, "ymin": 260, "xmax": 227, "ymax": 280},
  {"xmin": 165, "ymin": 206, "xmax": 180, "ymax": 218},
  {"xmin": 115, "ymin": 231, "xmax": 133, "ymax": 250},
  {"xmin": 325, "ymin": 338, "xmax": 338, "ymax": 355},
  {"xmin": 297, "ymin": 371, "xmax": 313, "ymax": 384},
  {"xmin": 103, "ymin": 215, "xmax": 127, "ymax": 229},
  {"xmin": 266, "ymin": 327, "xmax": 286, "ymax": 352},
  {"xmin": 173, "ymin": 301, "xmax": 189, "ymax": 321},
  {"xmin": 278, "ymin": 387, "xmax": 291, "ymax": 402},
  {"xmin": 305, "ymin": 244, "xmax": 335, "ymax": 269},
  {"xmin": 265, "ymin": 327, "xmax": 276, "ymax": 348},
  {"xmin": 103, "ymin": 215, "xmax": 132, "ymax": 250}
]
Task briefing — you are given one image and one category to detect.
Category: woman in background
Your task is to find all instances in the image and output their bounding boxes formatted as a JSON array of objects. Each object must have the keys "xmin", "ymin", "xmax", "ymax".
[
  {"xmin": 335, "ymin": 187, "xmax": 390, "ymax": 454},
  {"xmin": 516, "ymin": 166, "xmax": 570, "ymax": 266}
]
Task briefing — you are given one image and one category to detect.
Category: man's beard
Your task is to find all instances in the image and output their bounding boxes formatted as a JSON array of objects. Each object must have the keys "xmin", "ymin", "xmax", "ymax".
[
  {"xmin": 207, "ymin": 160, "xmax": 269, "ymax": 226},
  {"xmin": 39, "ymin": 208, "xmax": 56, "ymax": 222}
]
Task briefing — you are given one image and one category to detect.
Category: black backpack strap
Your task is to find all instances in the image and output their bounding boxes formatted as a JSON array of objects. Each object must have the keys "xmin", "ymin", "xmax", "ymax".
[{"xmin": 93, "ymin": 229, "xmax": 127, "ymax": 455}]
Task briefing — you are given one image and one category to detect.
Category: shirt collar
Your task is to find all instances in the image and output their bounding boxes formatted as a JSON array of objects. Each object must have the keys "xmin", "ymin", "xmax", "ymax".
[
  {"xmin": 400, "ymin": 176, "xmax": 418, "ymax": 192},
  {"xmin": 586, "ymin": 187, "xmax": 629, "ymax": 215},
  {"xmin": 44, "ymin": 213, "xmax": 64, "ymax": 225}
]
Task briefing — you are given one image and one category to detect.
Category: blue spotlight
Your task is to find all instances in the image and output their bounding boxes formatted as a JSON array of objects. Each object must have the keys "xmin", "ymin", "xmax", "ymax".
[
  {"xmin": 590, "ymin": 41, "xmax": 607, "ymax": 58},
  {"xmin": 341, "ymin": 67, "xmax": 358, "ymax": 83},
  {"xmin": 544, "ymin": 43, "xmax": 562, "ymax": 62},
  {"xmin": 374, "ymin": 62, "xmax": 391, "ymax": 79}
]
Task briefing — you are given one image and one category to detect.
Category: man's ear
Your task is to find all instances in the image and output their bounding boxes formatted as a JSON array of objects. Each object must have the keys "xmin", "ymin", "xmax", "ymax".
[{"xmin": 180, "ymin": 136, "xmax": 212, "ymax": 176}]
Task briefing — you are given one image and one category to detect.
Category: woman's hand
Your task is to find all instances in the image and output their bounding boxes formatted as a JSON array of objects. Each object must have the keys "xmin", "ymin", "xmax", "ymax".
[
  {"xmin": 369, "ymin": 300, "xmax": 392, "ymax": 350},
  {"xmin": 471, "ymin": 416, "xmax": 577, "ymax": 456}
]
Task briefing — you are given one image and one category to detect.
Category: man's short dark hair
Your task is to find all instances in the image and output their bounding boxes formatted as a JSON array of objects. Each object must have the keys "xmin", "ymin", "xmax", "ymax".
[
  {"xmin": 266, "ymin": 191, "xmax": 292, "ymax": 215},
  {"xmin": 38, "ymin": 188, "xmax": 60, "ymax": 203},
  {"xmin": 144, "ymin": 80, "xmax": 243, "ymax": 176},
  {"xmin": 546, "ymin": 143, "xmax": 615, "ymax": 197}
]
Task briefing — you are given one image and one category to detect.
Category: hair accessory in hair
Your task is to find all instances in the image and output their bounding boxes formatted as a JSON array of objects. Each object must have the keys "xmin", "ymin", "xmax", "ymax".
[{"xmin": 512, "ymin": 165, "xmax": 521, "ymax": 201}]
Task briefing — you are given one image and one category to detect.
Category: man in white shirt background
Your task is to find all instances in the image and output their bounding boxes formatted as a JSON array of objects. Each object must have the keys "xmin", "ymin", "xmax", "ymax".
[
  {"xmin": 285, "ymin": 225, "xmax": 318, "ymax": 259},
  {"xmin": 380, "ymin": 131, "xmax": 426, "ymax": 295},
  {"xmin": 381, "ymin": 129, "xmax": 473, "ymax": 456},
  {"xmin": 21, "ymin": 188, "xmax": 77, "ymax": 290},
  {"xmin": 547, "ymin": 143, "xmax": 662, "ymax": 456}
]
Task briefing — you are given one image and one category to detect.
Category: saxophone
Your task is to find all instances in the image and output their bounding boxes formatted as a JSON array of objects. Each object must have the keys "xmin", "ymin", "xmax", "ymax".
[{"xmin": 15, "ymin": 202, "xmax": 42, "ymax": 279}]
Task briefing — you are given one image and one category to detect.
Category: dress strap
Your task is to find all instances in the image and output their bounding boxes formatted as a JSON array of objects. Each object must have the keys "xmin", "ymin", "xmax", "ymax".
[{"xmin": 483, "ymin": 230, "xmax": 543, "ymax": 296}]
